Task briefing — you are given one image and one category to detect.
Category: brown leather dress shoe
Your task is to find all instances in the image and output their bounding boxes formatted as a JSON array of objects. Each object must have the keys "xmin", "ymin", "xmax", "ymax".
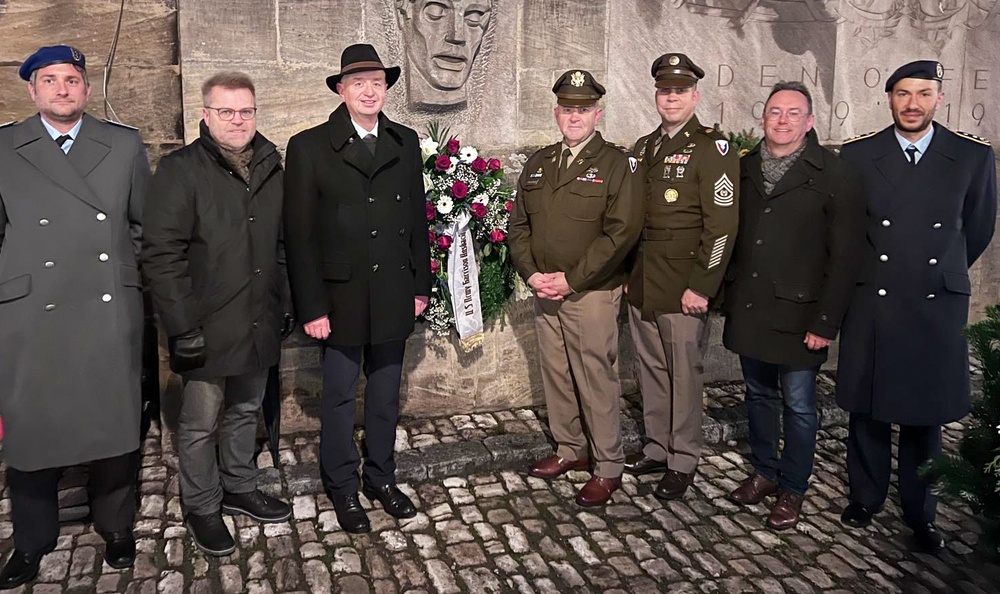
[
  {"xmin": 528, "ymin": 455, "xmax": 589, "ymax": 479},
  {"xmin": 623, "ymin": 452, "xmax": 667, "ymax": 475},
  {"xmin": 575, "ymin": 475, "xmax": 622, "ymax": 507},
  {"xmin": 653, "ymin": 470, "xmax": 695, "ymax": 501},
  {"xmin": 728, "ymin": 473, "xmax": 779, "ymax": 505},
  {"xmin": 767, "ymin": 491, "xmax": 804, "ymax": 531}
]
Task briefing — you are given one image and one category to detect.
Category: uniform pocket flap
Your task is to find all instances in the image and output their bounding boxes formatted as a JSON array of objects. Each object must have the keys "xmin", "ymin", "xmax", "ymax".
[
  {"xmin": 569, "ymin": 182, "xmax": 606, "ymax": 198},
  {"xmin": 774, "ymin": 283, "xmax": 819, "ymax": 303},
  {"xmin": 120, "ymin": 264, "xmax": 142, "ymax": 288},
  {"xmin": 663, "ymin": 238, "xmax": 700, "ymax": 260},
  {"xmin": 323, "ymin": 262, "xmax": 352, "ymax": 281},
  {"xmin": 943, "ymin": 271, "xmax": 971, "ymax": 295},
  {"xmin": 0, "ymin": 274, "xmax": 31, "ymax": 303}
]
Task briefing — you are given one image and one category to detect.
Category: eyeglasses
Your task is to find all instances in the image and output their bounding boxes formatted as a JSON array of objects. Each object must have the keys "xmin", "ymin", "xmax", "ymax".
[
  {"xmin": 764, "ymin": 109, "xmax": 807, "ymax": 122},
  {"xmin": 205, "ymin": 106, "xmax": 257, "ymax": 121}
]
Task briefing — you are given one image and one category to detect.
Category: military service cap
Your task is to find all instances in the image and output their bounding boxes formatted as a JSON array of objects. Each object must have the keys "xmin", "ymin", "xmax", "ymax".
[
  {"xmin": 884, "ymin": 60, "xmax": 944, "ymax": 92},
  {"xmin": 552, "ymin": 69, "xmax": 605, "ymax": 107},
  {"xmin": 19, "ymin": 45, "xmax": 86, "ymax": 81},
  {"xmin": 651, "ymin": 53, "xmax": 704, "ymax": 88}
]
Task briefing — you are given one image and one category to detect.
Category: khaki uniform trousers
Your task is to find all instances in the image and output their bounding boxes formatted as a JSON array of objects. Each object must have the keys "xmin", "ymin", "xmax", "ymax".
[
  {"xmin": 534, "ymin": 287, "xmax": 624, "ymax": 478},
  {"xmin": 629, "ymin": 305, "xmax": 709, "ymax": 474}
]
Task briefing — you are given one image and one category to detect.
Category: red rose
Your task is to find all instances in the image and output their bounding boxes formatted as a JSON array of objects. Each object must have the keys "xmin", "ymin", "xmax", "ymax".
[
  {"xmin": 451, "ymin": 181, "xmax": 468, "ymax": 199},
  {"xmin": 489, "ymin": 229, "xmax": 506, "ymax": 243},
  {"xmin": 504, "ymin": 200, "xmax": 513, "ymax": 212},
  {"xmin": 430, "ymin": 259, "xmax": 440, "ymax": 274},
  {"xmin": 434, "ymin": 154, "xmax": 451, "ymax": 171},
  {"xmin": 470, "ymin": 203, "xmax": 487, "ymax": 218},
  {"xmin": 428, "ymin": 230, "xmax": 437, "ymax": 244},
  {"xmin": 471, "ymin": 157, "xmax": 488, "ymax": 174},
  {"xmin": 426, "ymin": 201, "xmax": 437, "ymax": 220},
  {"xmin": 437, "ymin": 234, "xmax": 453, "ymax": 250},
  {"xmin": 446, "ymin": 139, "xmax": 460, "ymax": 155},
  {"xmin": 488, "ymin": 158, "xmax": 502, "ymax": 172}
]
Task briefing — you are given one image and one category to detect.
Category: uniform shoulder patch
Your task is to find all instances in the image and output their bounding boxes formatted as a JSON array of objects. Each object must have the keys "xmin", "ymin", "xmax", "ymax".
[
  {"xmin": 842, "ymin": 130, "xmax": 878, "ymax": 144},
  {"xmin": 103, "ymin": 119, "xmax": 139, "ymax": 131},
  {"xmin": 955, "ymin": 130, "xmax": 991, "ymax": 146}
]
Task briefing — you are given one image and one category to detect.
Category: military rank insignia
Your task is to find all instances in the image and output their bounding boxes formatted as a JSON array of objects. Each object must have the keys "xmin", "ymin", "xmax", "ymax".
[
  {"xmin": 576, "ymin": 166, "xmax": 603, "ymax": 183},
  {"xmin": 714, "ymin": 173, "xmax": 734, "ymax": 206},
  {"xmin": 715, "ymin": 139, "xmax": 729, "ymax": 156},
  {"xmin": 628, "ymin": 157, "xmax": 638, "ymax": 173},
  {"xmin": 570, "ymin": 71, "xmax": 586, "ymax": 87},
  {"xmin": 664, "ymin": 188, "xmax": 679, "ymax": 202}
]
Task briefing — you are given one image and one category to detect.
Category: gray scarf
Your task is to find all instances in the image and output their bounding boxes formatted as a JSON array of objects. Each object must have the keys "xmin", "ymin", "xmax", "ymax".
[
  {"xmin": 760, "ymin": 140, "xmax": 807, "ymax": 194},
  {"xmin": 220, "ymin": 144, "xmax": 254, "ymax": 184}
]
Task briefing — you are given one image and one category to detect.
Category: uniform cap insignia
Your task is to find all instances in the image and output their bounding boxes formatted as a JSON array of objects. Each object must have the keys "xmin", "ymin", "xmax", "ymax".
[
  {"xmin": 715, "ymin": 139, "xmax": 729, "ymax": 156},
  {"xmin": 935, "ymin": 63, "xmax": 944, "ymax": 78},
  {"xmin": 71, "ymin": 47, "xmax": 82, "ymax": 61},
  {"xmin": 664, "ymin": 188, "xmax": 679, "ymax": 202},
  {"xmin": 669, "ymin": 55, "xmax": 680, "ymax": 66},
  {"xmin": 714, "ymin": 173, "xmax": 734, "ymax": 207},
  {"xmin": 570, "ymin": 71, "xmax": 586, "ymax": 87}
]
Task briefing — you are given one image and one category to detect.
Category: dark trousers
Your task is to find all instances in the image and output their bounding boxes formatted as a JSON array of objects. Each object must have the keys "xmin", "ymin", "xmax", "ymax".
[
  {"xmin": 8, "ymin": 449, "xmax": 139, "ymax": 553},
  {"xmin": 320, "ymin": 341, "xmax": 405, "ymax": 495},
  {"xmin": 847, "ymin": 413, "xmax": 941, "ymax": 527},
  {"xmin": 740, "ymin": 356, "xmax": 820, "ymax": 496}
]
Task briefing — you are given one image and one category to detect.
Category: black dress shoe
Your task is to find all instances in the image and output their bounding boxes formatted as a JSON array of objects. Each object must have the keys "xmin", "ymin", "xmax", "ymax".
[
  {"xmin": 912, "ymin": 523, "xmax": 945, "ymax": 553},
  {"xmin": 362, "ymin": 483, "xmax": 417, "ymax": 519},
  {"xmin": 222, "ymin": 489, "xmax": 292, "ymax": 523},
  {"xmin": 101, "ymin": 531, "xmax": 136, "ymax": 569},
  {"xmin": 624, "ymin": 453, "xmax": 667, "ymax": 476},
  {"xmin": 332, "ymin": 492, "xmax": 371, "ymax": 533},
  {"xmin": 0, "ymin": 550, "xmax": 42, "ymax": 590},
  {"xmin": 186, "ymin": 512, "xmax": 236, "ymax": 556},
  {"xmin": 840, "ymin": 502, "xmax": 878, "ymax": 528}
]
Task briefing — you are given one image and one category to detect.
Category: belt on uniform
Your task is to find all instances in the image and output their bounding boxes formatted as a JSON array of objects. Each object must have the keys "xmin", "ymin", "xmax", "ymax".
[{"xmin": 642, "ymin": 228, "xmax": 701, "ymax": 241}]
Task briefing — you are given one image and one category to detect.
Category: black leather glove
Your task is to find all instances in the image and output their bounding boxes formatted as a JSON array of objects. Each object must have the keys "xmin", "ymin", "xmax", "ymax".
[
  {"xmin": 168, "ymin": 327, "xmax": 207, "ymax": 373},
  {"xmin": 280, "ymin": 313, "xmax": 296, "ymax": 340}
]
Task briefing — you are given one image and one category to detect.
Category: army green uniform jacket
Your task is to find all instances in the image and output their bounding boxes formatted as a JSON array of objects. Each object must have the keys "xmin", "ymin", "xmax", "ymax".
[
  {"xmin": 509, "ymin": 132, "xmax": 642, "ymax": 292},
  {"xmin": 627, "ymin": 116, "xmax": 739, "ymax": 315}
]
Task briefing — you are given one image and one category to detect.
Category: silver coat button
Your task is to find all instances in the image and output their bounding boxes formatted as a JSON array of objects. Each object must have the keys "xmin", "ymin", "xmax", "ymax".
[
  {"xmin": 39, "ymin": 218, "xmax": 49, "ymax": 226},
  {"xmin": 372, "ymin": 264, "xmax": 379, "ymax": 272},
  {"xmin": 879, "ymin": 254, "xmax": 888, "ymax": 262},
  {"xmin": 877, "ymin": 289, "xmax": 887, "ymax": 296},
  {"xmin": 99, "ymin": 253, "xmax": 109, "ymax": 262},
  {"xmin": 44, "ymin": 261, "xmax": 55, "ymax": 268},
  {"xmin": 96, "ymin": 213, "xmax": 107, "ymax": 221},
  {"xmin": 881, "ymin": 219, "xmax": 891, "ymax": 227},
  {"xmin": 928, "ymin": 258, "xmax": 938, "ymax": 265},
  {"xmin": 102, "ymin": 293, "xmax": 112, "ymax": 302},
  {"xmin": 926, "ymin": 294, "xmax": 936, "ymax": 299},
  {"xmin": 933, "ymin": 222, "xmax": 942, "ymax": 229},
  {"xmin": 44, "ymin": 303, "xmax": 56, "ymax": 311}
]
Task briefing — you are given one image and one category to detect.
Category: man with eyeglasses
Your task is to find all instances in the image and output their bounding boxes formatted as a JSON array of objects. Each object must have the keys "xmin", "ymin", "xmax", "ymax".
[
  {"xmin": 624, "ymin": 53, "xmax": 739, "ymax": 501},
  {"xmin": 143, "ymin": 71, "xmax": 293, "ymax": 556},
  {"xmin": 0, "ymin": 45, "xmax": 150, "ymax": 588},
  {"xmin": 721, "ymin": 81, "xmax": 865, "ymax": 530},
  {"xmin": 835, "ymin": 60, "xmax": 996, "ymax": 552}
]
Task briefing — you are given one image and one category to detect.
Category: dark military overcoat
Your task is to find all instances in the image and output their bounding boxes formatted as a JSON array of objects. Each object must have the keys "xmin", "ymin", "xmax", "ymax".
[
  {"xmin": 836, "ymin": 123, "xmax": 997, "ymax": 425},
  {"xmin": 283, "ymin": 103, "xmax": 431, "ymax": 346},
  {"xmin": 0, "ymin": 113, "xmax": 149, "ymax": 471}
]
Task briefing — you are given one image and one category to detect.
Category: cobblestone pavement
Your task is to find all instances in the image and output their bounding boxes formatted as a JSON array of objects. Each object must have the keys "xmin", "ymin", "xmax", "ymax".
[{"xmin": 2, "ymin": 403, "xmax": 1000, "ymax": 593}]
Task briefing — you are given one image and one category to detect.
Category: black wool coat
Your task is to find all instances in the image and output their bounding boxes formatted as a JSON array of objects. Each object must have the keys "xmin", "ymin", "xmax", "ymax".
[
  {"xmin": 283, "ymin": 104, "xmax": 431, "ymax": 346},
  {"xmin": 142, "ymin": 123, "xmax": 286, "ymax": 380},
  {"xmin": 723, "ymin": 131, "xmax": 866, "ymax": 368},
  {"xmin": 836, "ymin": 123, "xmax": 997, "ymax": 425}
]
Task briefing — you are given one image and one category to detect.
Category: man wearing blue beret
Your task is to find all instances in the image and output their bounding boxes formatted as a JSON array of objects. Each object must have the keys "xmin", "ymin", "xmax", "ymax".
[
  {"xmin": 836, "ymin": 59, "xmax": 997, "ymax": 552},
  {"xmin": 0, "ymin": 45, "xmax": 150, "ymax": 587}
]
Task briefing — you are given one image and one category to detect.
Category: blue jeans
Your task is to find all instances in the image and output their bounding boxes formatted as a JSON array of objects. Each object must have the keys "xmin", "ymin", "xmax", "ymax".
[{"xmin": 740, "ymin": 356, "xmax": 820, "ymax": 496}]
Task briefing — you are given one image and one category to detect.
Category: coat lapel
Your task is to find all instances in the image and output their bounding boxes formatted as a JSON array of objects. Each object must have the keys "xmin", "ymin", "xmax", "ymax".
[
  {"xmin": 742, "ymin": 144, "xmax": 767, "ymax": 198},
  {"xmin": 553, "ymin": 133, "xmax": 603, "ymax": 191},
  {"xmin": 68, "ymin": 114, "xmax": 111, "ymax": 179},
  {"xmin": 371, "ymin": 117, "xmax": 403, "ymax": 179},
  {"xmin": 541, "ymin": 144, "xmax": 560, "ymax": 190},
  {"xmin": 327, "ymin": 104, "xmax": 373, "ymax": 177},
  {"xmin": 648, "ymin": 117, "xmax": 702, "ymax": 181},
  {"xmin": 13, "ymin": 115, "xmax": 106, "ymax": 211}
]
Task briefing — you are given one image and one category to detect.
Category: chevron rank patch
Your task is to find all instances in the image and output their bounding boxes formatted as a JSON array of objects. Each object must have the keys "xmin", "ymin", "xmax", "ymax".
[
  {"xmin": 714, "ymin": 173, "xmax": 734, "ymax": 207},
  {"xmin": 708, "ymin": 235, "xmax": 729, "ymax": 269}
]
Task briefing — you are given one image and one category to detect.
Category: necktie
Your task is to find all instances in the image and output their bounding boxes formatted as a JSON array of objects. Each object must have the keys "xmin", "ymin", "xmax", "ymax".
[
  {"xmin": 905, "ymin": 145, "xmax": 918, "ymax": 165},
  {"xmin": 362, "ymin": 133, "xmax": 377, "ymax": 155},
  {"xmin": 559, "ymin": 148, "xmax": 572, "ymax": 184},
  {"xmin": 55, "ymin": 134, "xmax": 72, "ymax": 150}
]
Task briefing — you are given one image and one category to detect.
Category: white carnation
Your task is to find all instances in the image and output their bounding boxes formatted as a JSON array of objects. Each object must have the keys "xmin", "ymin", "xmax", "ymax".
[
  {"xmin": 436, "ymin": 196, "xmax": 454, "ymax": 214},
  {"xmin": 459, "ymin": 146, "xmax": 479, "ymax": 163},
  {"xmin": 420, "ymin": 138, "xmax": 439, "ymax": 159}
]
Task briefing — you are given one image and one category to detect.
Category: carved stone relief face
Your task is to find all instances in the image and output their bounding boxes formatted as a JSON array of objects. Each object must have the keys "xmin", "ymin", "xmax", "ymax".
[{"xmin": 396, "ymin": 0, "xmax": 493, "ymax": 110}]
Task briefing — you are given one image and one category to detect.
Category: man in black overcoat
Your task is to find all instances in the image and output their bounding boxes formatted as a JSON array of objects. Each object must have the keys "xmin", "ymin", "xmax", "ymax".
[
  {"xmin": 283, "ymin": 44, "xmax": 431, "ymax": 533},
  {"xmin": 836, "ymin": 60, "xmax": 997, "ymax": 552},
  {"xmin": 722, "ymin": 82, "xmax": 865, "ymax": 531}
]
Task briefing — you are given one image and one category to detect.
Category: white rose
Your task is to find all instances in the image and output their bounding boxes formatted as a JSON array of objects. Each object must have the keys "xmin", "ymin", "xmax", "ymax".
[
  {"xmin": 423, "ymin": 172, "xmax": 434, "ymax": 193},
  {"xmin": 420, "ymin": 138, "xmax": 439, "ymax": 159},
  {"xmin": 459, "ymin": 146, "xmax": 478, "ymax": 163},
  {"xmin": 436, "ymin": 196, "xmax": 454, "ymax": 214}
]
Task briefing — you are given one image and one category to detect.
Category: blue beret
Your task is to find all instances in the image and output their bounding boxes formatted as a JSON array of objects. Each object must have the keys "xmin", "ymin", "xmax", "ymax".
[
  {"xmin": 19, "ymin": 45, "xmax": 86, "ymax": 81},
  {"xmin": 885, "ymin": 60, "xmax": 943, "ymax": 92}
]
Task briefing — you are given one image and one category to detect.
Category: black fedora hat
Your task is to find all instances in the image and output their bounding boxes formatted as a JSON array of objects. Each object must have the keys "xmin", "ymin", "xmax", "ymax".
[{"xmin": 326, "ymin": 44, "xmax": 401, "ymax": 91}]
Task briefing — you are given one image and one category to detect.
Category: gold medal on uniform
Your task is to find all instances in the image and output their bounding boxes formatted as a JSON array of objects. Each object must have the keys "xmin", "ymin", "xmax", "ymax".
[{"xmin": 664, "ymin": 188, "xmax": 679, "ymax": 203}]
